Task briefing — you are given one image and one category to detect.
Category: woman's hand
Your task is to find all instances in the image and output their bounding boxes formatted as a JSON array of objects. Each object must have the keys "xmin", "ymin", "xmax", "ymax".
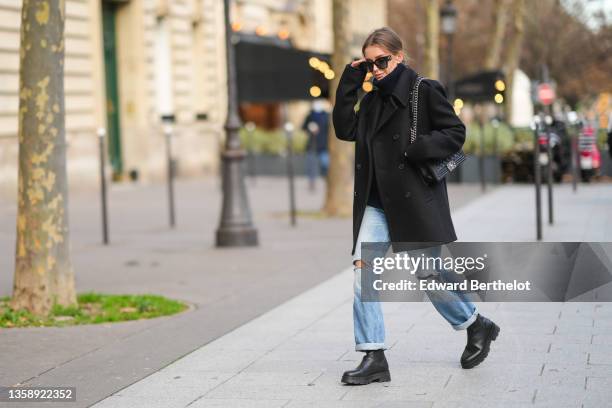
[{"xmin": 350, "ymin": 58, "xmax": 366, "ymax": 69}]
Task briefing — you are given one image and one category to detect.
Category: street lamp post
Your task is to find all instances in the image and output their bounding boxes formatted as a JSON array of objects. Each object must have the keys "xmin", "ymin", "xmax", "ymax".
[
  {"xmin": 440, "ymin": 0, "xmax": 457, "ymax": 101},
  {"xmin": 216, "ymin": 0, "xmax": 258, "ymax": 247},
  {"xmin": 440, "ymin": 0, "xmax": 459, "ymax": 182}
]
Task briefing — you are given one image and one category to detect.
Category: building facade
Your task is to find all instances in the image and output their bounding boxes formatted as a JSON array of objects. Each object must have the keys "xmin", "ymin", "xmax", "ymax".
[{"xmin": 0, "ymin": 0, "xmax": 386, "ymax": 192}]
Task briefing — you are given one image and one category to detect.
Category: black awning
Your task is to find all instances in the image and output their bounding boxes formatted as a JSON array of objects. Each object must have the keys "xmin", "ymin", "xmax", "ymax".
[
  {"xmin": 453, "ymin": 70, "xmax": 505, "ymax": 103},
  {"xmin": 234, "ymin": 33, "xmax": 331, "ymax": 103}
]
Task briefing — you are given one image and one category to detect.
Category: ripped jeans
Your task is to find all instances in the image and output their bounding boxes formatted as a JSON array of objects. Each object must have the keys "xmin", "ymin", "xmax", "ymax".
[{"xmin": 352, "ymin": 205, "xmax": 478, "ymax": 351}]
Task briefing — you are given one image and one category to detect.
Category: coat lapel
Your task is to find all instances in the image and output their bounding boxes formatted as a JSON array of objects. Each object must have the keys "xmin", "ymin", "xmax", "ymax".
[
  {"xmin": 372, "ymin": 96, "xmax": 398, "ymax": 137},
  {"xmin": 365, "ymin": 94, "xmax": 380, "ymax": 139}
]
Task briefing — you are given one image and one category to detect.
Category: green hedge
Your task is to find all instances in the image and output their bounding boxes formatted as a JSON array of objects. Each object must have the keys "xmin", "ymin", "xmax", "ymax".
[
  {"xmin": 239, "ymin": 127, "xmax": 308, "ymax": 155},
  {"xmin": 597, "ymin": 128, "xmax": 609, "ymax": 149},
  {"xmin": 463, "ymin": 122, "xmax": 528, "ymax": 156},
  {"xmin": 237, "ymin": 124, "xmax": 609, "ymax": 157}
]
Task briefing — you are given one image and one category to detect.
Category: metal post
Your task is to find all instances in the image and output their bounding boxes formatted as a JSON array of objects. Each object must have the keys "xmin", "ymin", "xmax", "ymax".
[
  {"xmin": 446, "ymin": 29, "xmax": 457, "ymax": 182},
  {"xmin": 164, "ymin": 124, "xmax": 176, "ymax": 228},
  {"xmin": 446, "ymin": 32, "xmax": 455, "ymax": 102},
  {"xmin": 571, "ymin": 123, "xmax": 578, "ymax": 192},
  {"xmin": 533, "ymin": 116, "xmax": 542, "ymax": 240},
  {"xmin": 216, "ymin": 0, "xmax": 258, "ymax": 247},
  {"xmin": 440, "ymin": 0, "xmax": 457, "ymax": 101},
  {"xmin": 97, "ymin": 128, "xmax": 109, "ymax": 245},
  {"xmin": 217, "ymin": 130, "xmax": 223, "ymax": 192},
  {"xmin": 492, "ymin": 118, "xmax": 499, "ymax": 184},
  {"xmin": 479, "ymin": 117, "xmax": 486, "ymax": 192},
  {"xmin": 545, "ymin": 115, "xmax": 554, "ymax": 225},
  {"xmin": 567, "ymin": 113, "xmax": 581, "ymax": 193},
  {"xmin": 284, "ymin": 107, "xmax": 297, "ymax": 227},
  {"xmin": 245, "ymin": 121, "xmax": 256, "ymax": 184},
  {"xmin": 307, "ymin": 123, "xmax": 318, "ymax": 192}
]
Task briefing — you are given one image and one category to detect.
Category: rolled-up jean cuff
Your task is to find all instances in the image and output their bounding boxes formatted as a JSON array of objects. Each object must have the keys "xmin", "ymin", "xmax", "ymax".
[
  {"xmin": 355, "ymin": 342, "xmax": 387, "ymax": 351},
  {"xmin": 452, "ymin": 308, "xmax": 479, "ymax": 331}
]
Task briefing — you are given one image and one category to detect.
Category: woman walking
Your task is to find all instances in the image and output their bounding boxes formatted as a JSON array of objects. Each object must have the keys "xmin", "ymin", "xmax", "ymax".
[{"xmin": 332, "ymin": 27, "xmax": 500, "ymax": 385}]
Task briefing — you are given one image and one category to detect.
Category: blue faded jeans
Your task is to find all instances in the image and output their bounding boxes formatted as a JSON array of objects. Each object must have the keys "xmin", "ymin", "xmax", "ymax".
[{"xmin": 351, "ymin": 205, "xmax": 478, "ymax": 351}]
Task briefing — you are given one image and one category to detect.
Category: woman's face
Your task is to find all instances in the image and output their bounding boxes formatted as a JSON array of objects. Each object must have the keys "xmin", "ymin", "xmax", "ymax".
[{"xmin": 363, "ymin": 45, "xmax": 403, "ymax": 81}]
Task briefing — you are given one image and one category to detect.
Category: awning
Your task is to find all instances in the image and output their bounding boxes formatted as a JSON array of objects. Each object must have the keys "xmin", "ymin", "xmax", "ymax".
[
  {"xmin": 234, "ymin": 33, "xmax": 331, "ymax": 103},
  {"xmin": 453, "ymin": 70, "xmax": 505, "ymax": 103}
]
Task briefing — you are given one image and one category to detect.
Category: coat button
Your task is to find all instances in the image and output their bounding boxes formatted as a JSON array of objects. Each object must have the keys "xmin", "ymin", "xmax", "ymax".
[
  {"xmin": 392, "ymin": 133, "xmax": 399, "ymax": 140},
  {"xmin": 398, "ymin": 163, "xmax": 405, "ymax": 169},
  {"xmin": 356, "ymin": 163, "xmax": 361, "ymax": 169},
  {"xmin": 354, "ymin": 191, "xmax": 357, "ymax": 196},
  {"xmin": 405, "ymin": 191, "xmax": 412, "ymax": 198}
]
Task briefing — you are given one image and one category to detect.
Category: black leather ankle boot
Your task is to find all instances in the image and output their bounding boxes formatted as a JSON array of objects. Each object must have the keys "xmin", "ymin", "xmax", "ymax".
[
  {"xmin": 461, "ymin": 314, "xmax": 500, "ymax": 369},
  {"xmin": 341, "ymin": 349, "xmax": 391, "ymax": 385}
]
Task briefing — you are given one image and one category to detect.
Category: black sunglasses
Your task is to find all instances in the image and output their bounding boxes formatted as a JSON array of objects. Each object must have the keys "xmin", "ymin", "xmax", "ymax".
[{"xmin": 364, "ymin": 55, "xmax": 393, "ymax": 72}]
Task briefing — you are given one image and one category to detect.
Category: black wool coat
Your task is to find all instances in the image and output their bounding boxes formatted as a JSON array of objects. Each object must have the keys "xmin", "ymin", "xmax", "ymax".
[{"xmin": 332, "ymin": 63, "xmax": 466, "ymax": 256}]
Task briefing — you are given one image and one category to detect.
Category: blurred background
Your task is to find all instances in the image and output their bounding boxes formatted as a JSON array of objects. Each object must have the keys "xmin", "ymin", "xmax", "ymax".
[
  {"xmin": 0, "ymin": 0, "xmax": 610, "ymax": 194},
  {"xmin": 1, "ymin": 3, "xmax": 612, "ymax": 405}
]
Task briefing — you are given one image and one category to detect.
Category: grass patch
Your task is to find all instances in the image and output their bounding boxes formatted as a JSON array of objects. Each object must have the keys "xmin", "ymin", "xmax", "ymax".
[{"xmin": 0, "ymin": 292, "xmax": 189, "ymax": 328}]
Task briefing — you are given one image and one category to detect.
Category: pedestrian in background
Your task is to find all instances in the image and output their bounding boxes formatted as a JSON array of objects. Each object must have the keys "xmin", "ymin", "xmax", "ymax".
[
  {"xmin": 302, "ymin": 99, "xmax": 330, "ymax": 190},
  {"xmin": 333, "ymin": 26, "xmax": 500, "ymax": 385}
]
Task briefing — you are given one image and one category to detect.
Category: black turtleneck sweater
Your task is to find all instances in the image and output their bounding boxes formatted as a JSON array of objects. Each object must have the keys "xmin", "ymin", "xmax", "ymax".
[{"xmin": 367, "ymin": 63, "xmax": 406, "ymax": 209}]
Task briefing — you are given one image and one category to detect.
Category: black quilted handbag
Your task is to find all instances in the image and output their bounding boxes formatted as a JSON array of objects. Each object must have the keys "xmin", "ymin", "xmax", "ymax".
[{"xmin": 408, "ymin": 75, "xmax": 466, "ymax": 184}]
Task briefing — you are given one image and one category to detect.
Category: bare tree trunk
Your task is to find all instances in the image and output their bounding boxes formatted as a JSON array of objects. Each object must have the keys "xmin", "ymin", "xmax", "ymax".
[
  {"xmin": 12, "ymin": 0, "xmax": 76, "ymax": 315},
  {"xmin": 503, "ymin": 0, "xmax": 526, "ymax": 122},
  {"xmin": 485, "ymin": 0, "xmax": 510, "ymax": 69},
  {"xmin": 323, "ymin": 0, "xmax": 354, "ymax": 217},
  {"xmin": 422, "ymin": 0, "xmax": 440, "ymax": 79}
]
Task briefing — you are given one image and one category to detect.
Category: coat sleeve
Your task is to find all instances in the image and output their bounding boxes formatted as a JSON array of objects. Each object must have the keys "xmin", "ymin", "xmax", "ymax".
[
  {"xmin": 332, "ymin": 63, "xmax": 367, "ymax": 142},
  {"xmin": 403, "ymin": 79, "xmax": 466, "ymax": 162}
]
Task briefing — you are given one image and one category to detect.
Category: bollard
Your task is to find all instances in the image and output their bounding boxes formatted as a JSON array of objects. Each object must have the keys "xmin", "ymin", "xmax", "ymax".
[
  {"xmin": 571, "ymin": 126, "xmax": 578, "ymax": 192},
  {"xmin": 545, "ymin": 115, "xmax": 554, "ymax": 225},
  {"xmin": 306, "ymin": 121, "xmax": 319, "ymax": 192},
  {"xmin": 97, "ymin": 128, "xmax": 109, "ymax": 245},
  {"xmin": 164, "ymin": 124, "xmax": 176, "ymax": 228},
  {"xmin": 245, "ymin": 121, "xmax": 257, "ymax": 184},
  {"xmin": 284, "ymin": 120, "xmax": 297, "ymax": 227},
  {"xmin": 567, "ymin": 111, "xmax": 579, "ymax": 193},
  {"xmin": 478, "ymin": 118, "xmax": 486, "ymax": 192},
  {"xmin": 492, "ymin": 118, "xmax": 500, "ymax": 184},
  {"xmin": 532, "ymin": 116, "xmax": 543, "ymax": 240}
]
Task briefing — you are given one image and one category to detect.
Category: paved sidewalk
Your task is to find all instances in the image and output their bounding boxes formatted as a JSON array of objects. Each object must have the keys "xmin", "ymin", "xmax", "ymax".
[
  {"xmin": 89, "ymin": 182, "xmax": 612, "ymax": 408},
  {"xmin": 0, "ymin": 176, "xmax": 487, "ymax": 408},
  {"xmin": 453, "ymin": 183, "xmax": 612, "ymax": 241},
  {"xmin": 92, "ymin": 268, "xmax": 612, "ymax": 408}
]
